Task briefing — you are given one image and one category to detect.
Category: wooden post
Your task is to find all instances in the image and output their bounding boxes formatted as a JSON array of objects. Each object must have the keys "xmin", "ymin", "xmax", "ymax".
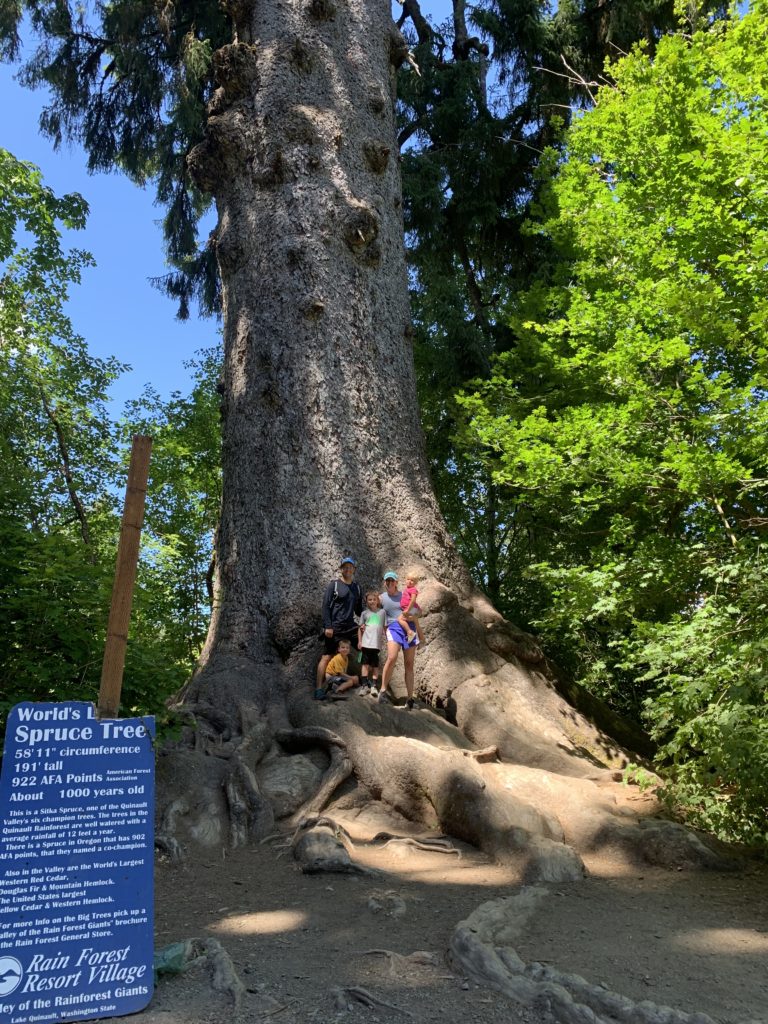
[{"xmin": 98, "ymin": 435, "xmax": 152, "ymax": 719}]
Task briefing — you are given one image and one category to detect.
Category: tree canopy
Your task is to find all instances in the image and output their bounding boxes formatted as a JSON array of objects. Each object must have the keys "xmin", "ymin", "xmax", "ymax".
[
  {"xmin": 455, "ymin": 2, "xmax": 768, "ymax": 841},
  {"xmin": 0, "ymin": 148, "xmax": 219, "ymax": 730},
  {"xmin": 397, "ymin": 0, "xmax": 684, "ymax": 603}
]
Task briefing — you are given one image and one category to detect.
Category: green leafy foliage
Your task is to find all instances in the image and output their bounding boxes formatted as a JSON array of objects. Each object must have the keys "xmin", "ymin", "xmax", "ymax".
[
  {"xmin": 399, "ymin": 0, "xmax": 683, "ymax": 608},
  {"xmin": 124, "ymin": 344, "xmax": 222, "ymax": 665},
  {"xmin": 632, "ymin": 553, "xmax": 768, "ymax": 842},
  {"xmin": 456, "ymin": 4, "xmax": 768, "ymax": 841},
  {"xmin": 0, "ymin": 150, "xmax": 219, "ymax": 741},
  {"xmin": 0, "ymin": 151, "xmax": 115, "ymax": 726}
]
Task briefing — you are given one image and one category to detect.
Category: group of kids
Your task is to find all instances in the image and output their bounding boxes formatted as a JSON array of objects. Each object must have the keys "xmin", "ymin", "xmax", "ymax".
[{"xmin": 314, "ymin": 556, "xmax": 424, "ymax": 703}]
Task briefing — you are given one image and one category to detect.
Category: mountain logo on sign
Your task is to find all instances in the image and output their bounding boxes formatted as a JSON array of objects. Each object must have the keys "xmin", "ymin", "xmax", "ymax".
[{"xmin": 0, "ymin": 955, "xmax": 23, "ymax": 995}]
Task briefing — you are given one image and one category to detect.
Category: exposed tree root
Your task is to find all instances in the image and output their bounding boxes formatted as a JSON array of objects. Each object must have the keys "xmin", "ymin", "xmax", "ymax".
[
  {"xmin": 287, "ymin": 710, "xmax": 587, "ymax": 879},
  {"xmin": 364, "ymin": 949, "xmax": 443, "ymax": 975},
  {"xmin": 366, "ymin": 890, "xmax": 407, "ymax": 917},
  {"xmin": 275, "ymin": 726, "xmax": 352, "ymax": 819},
  {"xmin": 330, "ymin": 985, "xmax": 413, "ymax": 1016},
  {"xmin": 291, "ymin": 815, "xmax": 377, "ymax": 875},
  {"xmin": 155, "ymin": 581, "xmax": 734, "ymax": 880},
  {"xmin": 225, "ymin": 753, "xmax": 274, "ymax": 846},
  {"xmin": 413, "ymin": 582, "xmax": 640, "ymax": 780},
  {"xmin": 371, "ymin": 832, "xmax": 461, "ymax": 856},
  {"xmin": 225, "ymin": 714, "xmax": 274, "ymax": 845},
  {"xmin": 450, "ymin": 891, "xmax": 721, "ymax": 1024},
  {"xmin": 200, "ymin": 937, "xmax": 246, "ymax": 1008},
  {"xmin": 459, "ymin": 745, "xmax": 499, "ymax": 763},
  {"xmin": 258, "ymin": 998, "xmax": 298, "ymax": 1018},
  {"xmin": 154, "ymin": 833, "xmax": 184, "ymax": 865},
  {"xmin": 177, "ymin": 703, "xmax": 237, "ymax": 741},
  {"xmin": 153, "ymin": 937, "xmax": 244, "ymax": 1009}
]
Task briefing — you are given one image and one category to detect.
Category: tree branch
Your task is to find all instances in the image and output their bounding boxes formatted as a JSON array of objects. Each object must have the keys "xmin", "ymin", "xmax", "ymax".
[
  {"xmin": 401, "ymin": 0, "xmax": 432, "ymax": 45},
  {"xmin": 39, "ymin": 389, "xmax": 92, "ymax": 549},
  {"xmin": 711, "ymin": 496, "xmax": 739, "ymax": 549}
]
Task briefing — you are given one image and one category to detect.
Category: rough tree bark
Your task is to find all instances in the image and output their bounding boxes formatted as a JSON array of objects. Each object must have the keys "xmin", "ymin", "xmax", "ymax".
[{"xmin": 160, "ymin": 0, "xmax": 728, "ymax": 878}]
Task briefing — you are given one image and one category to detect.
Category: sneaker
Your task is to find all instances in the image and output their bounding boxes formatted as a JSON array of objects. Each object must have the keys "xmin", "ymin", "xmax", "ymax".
[
  {"xmin": 314, "ymin": 688, "xmax": 327, "ymax": 701},
  {"xmin": 377, "ymin": 690, "xmax": 392, "ymax": 705},
  {"xmin": 357, "ymin": 685, "xmax": 370, "ymax": 697},
  {"xmin": 406, "ymin": 698, "xmax": 415, "ymax": 710},
  {"xmin": 369, "ymin": 687, "xmax": 379, "ymax": 699}
]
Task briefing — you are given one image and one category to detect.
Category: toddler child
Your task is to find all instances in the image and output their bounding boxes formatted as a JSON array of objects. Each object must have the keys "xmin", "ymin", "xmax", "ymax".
[{"xmin": 398, "ymin": 569, "xmax": 425, "ymax": 645}]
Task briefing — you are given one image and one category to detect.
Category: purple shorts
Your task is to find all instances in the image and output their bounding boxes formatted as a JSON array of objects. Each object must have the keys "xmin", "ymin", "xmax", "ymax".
[{"xmin": 386, "ymin": 622, "xmax": 420, "ymax": 649}]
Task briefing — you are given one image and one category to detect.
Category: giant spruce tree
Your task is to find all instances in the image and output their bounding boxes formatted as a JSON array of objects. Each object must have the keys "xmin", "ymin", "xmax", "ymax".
[{"xmin": 0, "ymin": 1, "xmax": 724, "ymax": 871}]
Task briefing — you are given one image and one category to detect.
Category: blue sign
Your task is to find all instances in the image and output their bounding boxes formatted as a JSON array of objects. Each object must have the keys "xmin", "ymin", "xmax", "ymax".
[{"xmin": 0, "ymin": 702, "xmax": 154, "ymax": 1024}]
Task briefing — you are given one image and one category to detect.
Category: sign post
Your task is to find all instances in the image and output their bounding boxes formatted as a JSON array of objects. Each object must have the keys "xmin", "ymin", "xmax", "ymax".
[
  {"xmin": 0, "ymin": 702, "xmax": 155, "ymax": 1024},
  {"xmin": 98, "ymin": 435, "xmax": 152, "ymax": 720}
]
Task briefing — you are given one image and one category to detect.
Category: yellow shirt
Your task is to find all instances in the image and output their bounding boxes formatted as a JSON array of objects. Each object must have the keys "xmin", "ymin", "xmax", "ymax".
[{"xmin": 326, "ymin": 652, "xmax": 349, "ymax": 677}]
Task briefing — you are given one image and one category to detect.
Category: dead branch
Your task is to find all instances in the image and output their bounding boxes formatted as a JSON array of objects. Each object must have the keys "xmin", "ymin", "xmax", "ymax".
[
  {"xmin": 364, "ymin": 949, "xmax": 442, "ymax": 975},
  {"xmin": 560, "ymin": 54, "xmax": 597, "ymax": 104},
  {"xmin": 401, "ymin": 0, "xmax": 432, "ymax": 44},
  {"xmin": 712, "ymin": 495, "xmax": 739, "ymax": 548}
]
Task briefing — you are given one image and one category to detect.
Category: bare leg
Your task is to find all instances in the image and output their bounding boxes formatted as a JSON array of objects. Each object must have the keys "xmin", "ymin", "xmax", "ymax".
[
  {"xmin": 380, "ymin": 640, "xmax": 401, "ymax": 695},
  {"xmin": 397, "ymin": 613, "xmax": 416, "ymax": 641},
  {"xmin": 403, "ymin": 645, "xmax": 416, "ymax": 700},
  {"xmin": 316, "ymin": 654, "xmax": 331, "ymax": 688}
]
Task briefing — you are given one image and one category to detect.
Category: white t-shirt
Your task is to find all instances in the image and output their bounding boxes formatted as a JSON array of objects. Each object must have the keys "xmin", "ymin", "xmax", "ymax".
[{"xmin": 359, "ymin": 608, "xmax": 386, "ymax": 649}]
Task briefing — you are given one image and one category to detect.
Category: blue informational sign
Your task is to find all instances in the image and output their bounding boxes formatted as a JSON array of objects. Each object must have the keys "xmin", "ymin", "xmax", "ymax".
[{"xmin": 0, "ymin": 702, "xmax": 155, "ymax": 1024}]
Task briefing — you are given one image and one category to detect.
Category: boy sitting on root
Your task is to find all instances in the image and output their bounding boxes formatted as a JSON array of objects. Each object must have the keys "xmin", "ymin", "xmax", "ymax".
[{"xmin": 316, "ymin": 639, "xmax": 358, "ymax": 699}]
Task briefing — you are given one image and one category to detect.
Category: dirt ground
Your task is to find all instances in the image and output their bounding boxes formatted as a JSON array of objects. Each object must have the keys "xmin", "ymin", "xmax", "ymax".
[{"xmin": 116, "ymin": 776, "xmax": 768, "ymax": 1024}]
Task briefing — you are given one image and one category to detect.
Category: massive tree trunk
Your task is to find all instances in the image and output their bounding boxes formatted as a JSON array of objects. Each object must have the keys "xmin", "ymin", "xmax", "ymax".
[
  {"xmin": 163, "ymin": 0, "xmax": 725, "ymax": 877},
  {"xmin": 186, "ymin": 0, "xmax": 466, "ymax": 673}
]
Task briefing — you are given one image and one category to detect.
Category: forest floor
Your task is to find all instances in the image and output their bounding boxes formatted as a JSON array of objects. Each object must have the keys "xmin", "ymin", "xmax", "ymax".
[{"xmin": 119, "ymin": 719, "xmax": 768, "ymax": 1024}]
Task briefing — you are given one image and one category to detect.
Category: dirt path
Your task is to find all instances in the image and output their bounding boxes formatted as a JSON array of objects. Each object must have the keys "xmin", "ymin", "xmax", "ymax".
[{"xmin": 121, "ymin": 798, "xmax": 768, "ymax": 1024}]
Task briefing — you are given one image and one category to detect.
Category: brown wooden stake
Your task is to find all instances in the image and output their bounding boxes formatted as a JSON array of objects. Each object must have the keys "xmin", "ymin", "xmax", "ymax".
[{"xmin": 98, "ymin": 435, "xmax": 153, "ymax": 719}]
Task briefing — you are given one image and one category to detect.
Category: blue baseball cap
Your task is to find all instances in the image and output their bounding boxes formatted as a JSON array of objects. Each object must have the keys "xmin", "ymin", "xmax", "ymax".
[
  {"xmin": 383, "ymin": 570, "xmax": 398, "ymax": 581},
  {"xmin": 340, "ymin": 556, "xmax": 357, "ymax": 567}
]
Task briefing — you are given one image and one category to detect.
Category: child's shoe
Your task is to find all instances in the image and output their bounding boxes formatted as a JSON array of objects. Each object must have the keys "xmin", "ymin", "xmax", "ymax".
[
  {"xmin": 314, "ymin": 688, "xmax": 327, "ymax": 700},
  {"xmin": 369, "ymin": 686, "xmax": 379, "ymax": 699}
]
